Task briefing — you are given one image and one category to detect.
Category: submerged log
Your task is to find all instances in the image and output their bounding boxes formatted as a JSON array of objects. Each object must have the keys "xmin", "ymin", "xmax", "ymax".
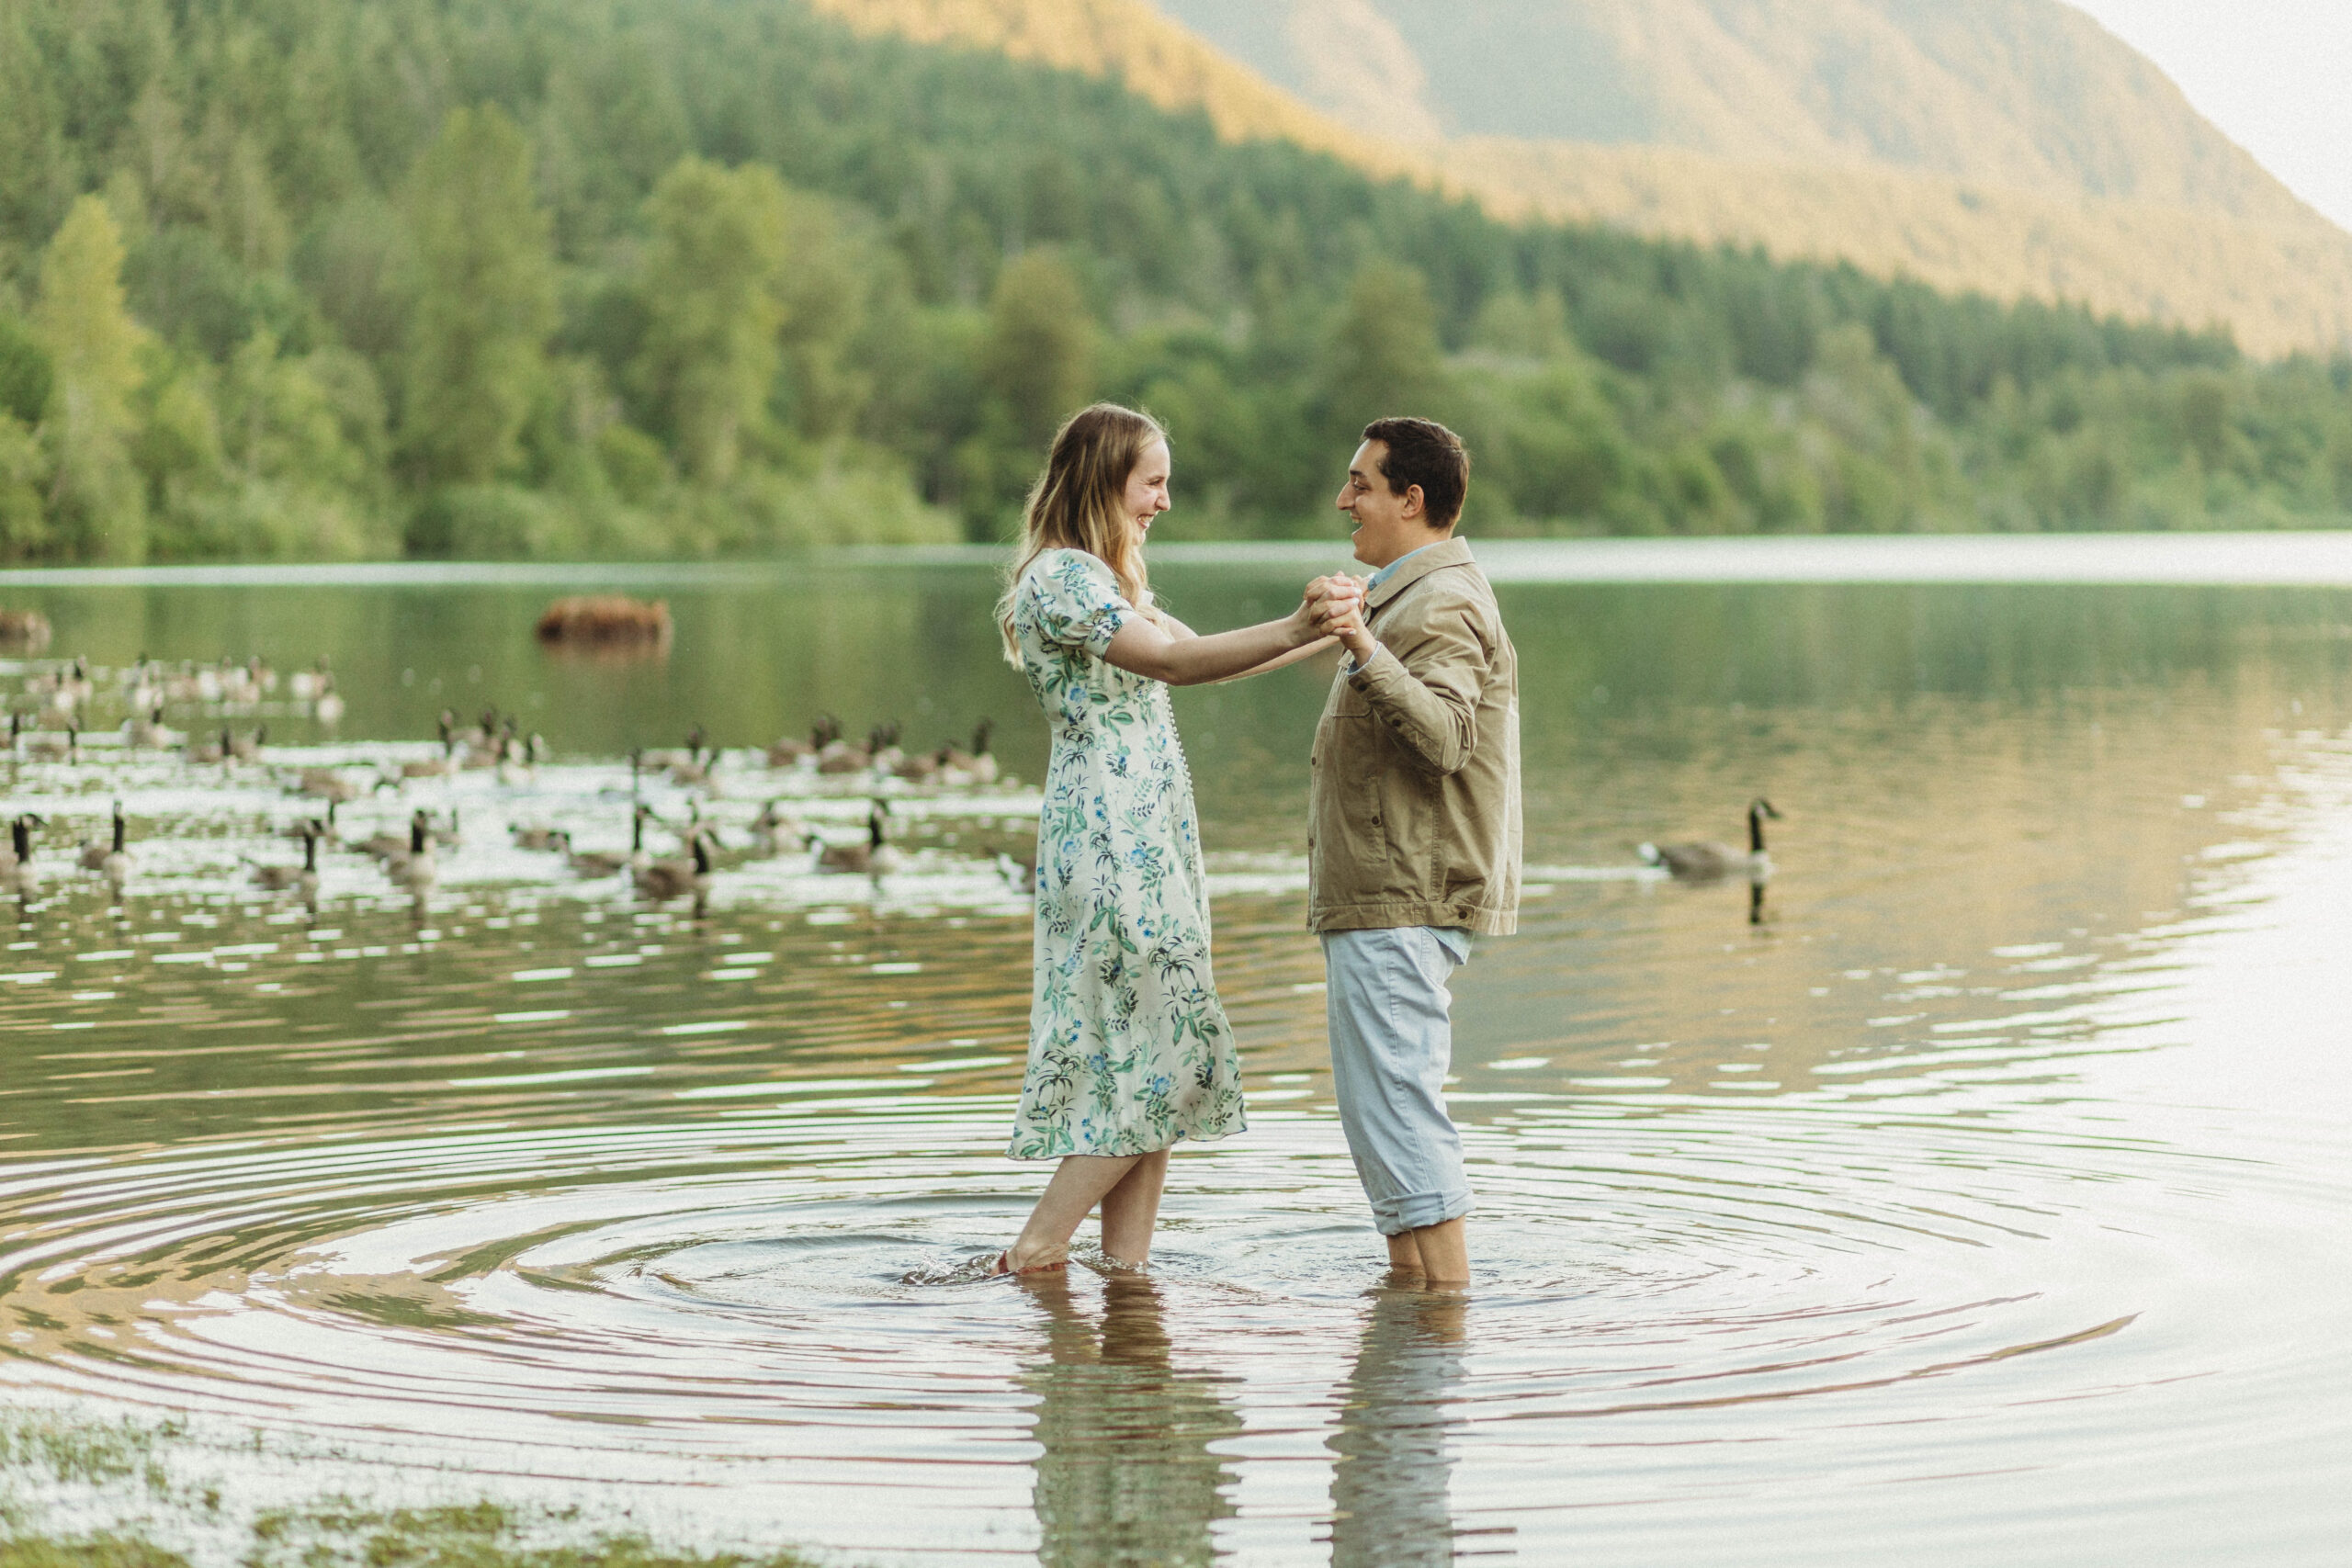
[
  {"xmin": 535, "ymin": 596, "xmax": 673, "ymax": 649},
  {"xmin": 0, "ymin": 610, "xmax": 51, "ymax": 651}
]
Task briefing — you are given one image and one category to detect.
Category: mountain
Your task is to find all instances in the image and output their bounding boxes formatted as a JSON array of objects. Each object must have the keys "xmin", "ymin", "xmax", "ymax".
[{"xmin": 812, "ymin": 0, "xmax": 2352, "ymax": 355}]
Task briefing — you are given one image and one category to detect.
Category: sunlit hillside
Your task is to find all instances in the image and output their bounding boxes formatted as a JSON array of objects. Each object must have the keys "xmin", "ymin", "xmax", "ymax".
[{"xmin": 826, "ymin": 0, "xmax": 2352, "ymax": 356}]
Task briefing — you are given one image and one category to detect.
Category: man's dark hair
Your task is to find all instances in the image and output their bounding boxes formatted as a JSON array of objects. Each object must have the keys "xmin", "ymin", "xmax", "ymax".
[{"xmin": 1362, "ymin": 417, "xmax": 1470, "ymax": 529}]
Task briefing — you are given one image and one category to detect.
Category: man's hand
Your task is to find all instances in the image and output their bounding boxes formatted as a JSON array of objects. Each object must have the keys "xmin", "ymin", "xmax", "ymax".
[
  {"xmin": 1311, "ymin": 574, "xmax": 1377, "ymax": 665},
  {"xmin": 1295, "ymin": 574, "xmax": 1363, "ymax": 640}
]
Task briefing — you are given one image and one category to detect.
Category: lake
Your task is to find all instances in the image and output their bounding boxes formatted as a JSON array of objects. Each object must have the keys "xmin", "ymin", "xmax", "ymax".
[{"xmin": 0, "ymin": 537, "xmax": 2345, "ymax": 1565}]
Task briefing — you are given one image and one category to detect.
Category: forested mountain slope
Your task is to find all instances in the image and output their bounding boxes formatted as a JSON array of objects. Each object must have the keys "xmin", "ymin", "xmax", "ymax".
[
  {"xmin": 0, "ymin": 0, "xmax": 2347, "ymax": 564},
  {"xmin": 1049, "ymin": 0, "xmax": 2352, "ymax": 356}
]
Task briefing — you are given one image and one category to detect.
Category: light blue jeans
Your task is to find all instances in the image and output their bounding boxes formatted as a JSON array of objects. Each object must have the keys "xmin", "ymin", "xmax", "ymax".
[{"xmin": 1321, "ymin": 926, "xmax": 1475, "ymax": 1236}]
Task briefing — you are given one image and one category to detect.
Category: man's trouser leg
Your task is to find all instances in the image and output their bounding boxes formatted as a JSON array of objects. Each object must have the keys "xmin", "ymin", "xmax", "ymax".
[{"xmin": 1322, "ymin": 926, "xmax": 1474, "ymax": 1235}]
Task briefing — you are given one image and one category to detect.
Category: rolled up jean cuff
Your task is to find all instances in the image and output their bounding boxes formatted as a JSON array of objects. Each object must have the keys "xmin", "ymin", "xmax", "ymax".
[{"xmin": 1370, "ymin": 1186, "xmax": 1476, "ymax": 1237}]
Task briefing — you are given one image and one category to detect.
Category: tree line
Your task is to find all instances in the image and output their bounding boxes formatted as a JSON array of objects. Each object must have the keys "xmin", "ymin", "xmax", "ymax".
[{"xmin": 0, "ymin": 0, "xmax": 2346, "ymax": 562}]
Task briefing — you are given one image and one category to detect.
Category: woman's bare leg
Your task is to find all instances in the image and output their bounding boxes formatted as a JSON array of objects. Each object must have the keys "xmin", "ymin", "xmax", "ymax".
[
  {"xmin": 1004, "ymin": 1154, "xmax": 1141, "ymax": 1271},
  {"xmin": 1097, "ymin": 1149, "xmax": 1170, "ymax": 1266}
]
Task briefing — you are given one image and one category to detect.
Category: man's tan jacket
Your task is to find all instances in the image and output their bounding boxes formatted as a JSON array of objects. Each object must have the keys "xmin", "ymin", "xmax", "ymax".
[{"xmin": 1306, "ymin": 536, "xmax": 1521, "ymax": 936}]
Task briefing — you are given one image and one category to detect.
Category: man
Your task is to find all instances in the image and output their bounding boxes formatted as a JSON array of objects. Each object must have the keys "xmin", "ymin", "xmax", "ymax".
[{"xmin": 1307, "ymin": 417, "xmax": 1521, "ymax": 1288}]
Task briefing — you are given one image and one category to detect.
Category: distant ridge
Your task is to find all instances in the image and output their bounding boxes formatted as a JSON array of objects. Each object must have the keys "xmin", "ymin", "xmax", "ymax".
[{"xmin": 812, "ymin": 0, "xmax": 2352, "ymax": 356}]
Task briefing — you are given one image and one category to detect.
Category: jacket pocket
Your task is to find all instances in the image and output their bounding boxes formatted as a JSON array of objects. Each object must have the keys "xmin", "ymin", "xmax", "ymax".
[{"xmin": 1317, "ymin": 712, "xmax": 1390, "ymax": 896}]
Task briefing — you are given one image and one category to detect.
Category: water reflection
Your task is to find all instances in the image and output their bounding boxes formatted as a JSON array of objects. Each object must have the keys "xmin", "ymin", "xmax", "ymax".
[
  {"xmin": 1023, "ymin": 1270, "xmax": 1240, "ymax": 1567},
  {"xmin": 1329, "ymin": 1287, "xmax": 1477, "ymax": 1567},
  {"xmin": 0, "ymin": 563, "xmax": 2341, "ymax": 1563}
]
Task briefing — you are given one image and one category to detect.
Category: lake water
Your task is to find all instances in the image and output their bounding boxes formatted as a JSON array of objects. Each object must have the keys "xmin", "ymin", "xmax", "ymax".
[{"xmin": 0, "ymin": 539, "xmax": 2346, "ymax": 1564}]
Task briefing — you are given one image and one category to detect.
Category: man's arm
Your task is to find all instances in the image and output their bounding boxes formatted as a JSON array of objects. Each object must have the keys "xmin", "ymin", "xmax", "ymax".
[{"xmin": 1331, "ymin": 592, "xmax": 1491, "ymax": 775}]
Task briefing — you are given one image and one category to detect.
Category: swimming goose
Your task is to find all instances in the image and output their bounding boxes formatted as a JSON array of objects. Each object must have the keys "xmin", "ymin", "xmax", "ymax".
[
  {"xmin": 633, "ymin": 829, "xmax": 714, "ymax": 901},
  {"xmin": 186, "ymin": 727, "xmax": 231, "ymax": 766},
  {"xmin": 385, "ymin": 810, "xmax": 437, "ymax": 892},
  {"xmin": 25, "ymin": 724, "xmax": 76, "ymax": 762},
  {"xmin": 229, "ymin": 725, "xmax": 267, "ymax": 762},
  {"xmin": 253, "ymin": 823, "xmax": 322, "ymax": 897},
  {"xmin": 816, "ymin": 725, "xmax": 886, "ymax": 776},
  {"xmin": 127, "ymin": 705, "xmax": 178, "ymax": 749},
  {"xmin": 78, "ymin": 802, "xmax": 130, "ymax": 881},
  {"xmin": 312, "ymin": 672, "xmax": 345, "ymax": 727},
  {"xmin": 566, "ymin": 806, "xmax": 653, "ymax": 878},
  {"xmin": 4, "ymin": 815, "xmax": 40, "ymax": 896},
  {"xmin": 940, "ymin": 719, "xmax": 999, "ymax": 787},
  {"xmin": 769, "ymin": 715, "xmax": 841, "ymax": 768},
  {"xmin": 297, "ymin": 767, "xmax": 361, "ymax": 803},
  {"xmin": 1640, "ymin": 798, "xmax": 1781, "ymax": 882},
  {"xmin": 810, "ymin": 804, "xmax": 900, "ymax": 875},
  {"xmin": 285, "ymin": 800, "xmax": 341, "ymax": 845},
  {"xmin": 751, "ymin": 799, "xmax": 805, "ymax": 854}
]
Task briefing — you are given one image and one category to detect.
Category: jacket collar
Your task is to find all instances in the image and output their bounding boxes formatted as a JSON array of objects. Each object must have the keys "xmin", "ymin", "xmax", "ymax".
[{"xmin": 1366, "ymin": 535, "xmax": 1473, "ymax": 612}]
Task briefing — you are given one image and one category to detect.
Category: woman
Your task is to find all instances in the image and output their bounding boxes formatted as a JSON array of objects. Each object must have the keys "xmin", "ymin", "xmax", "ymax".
[{"xmin": 991, "ymin": 403, "xmax": 1357, "ymax": 1276}]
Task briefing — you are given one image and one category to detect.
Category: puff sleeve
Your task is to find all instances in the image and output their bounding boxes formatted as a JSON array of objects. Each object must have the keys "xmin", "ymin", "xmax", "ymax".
[{"xmin": 1022, "ymin": 549, "xmax": 1133, "ymax": 657}]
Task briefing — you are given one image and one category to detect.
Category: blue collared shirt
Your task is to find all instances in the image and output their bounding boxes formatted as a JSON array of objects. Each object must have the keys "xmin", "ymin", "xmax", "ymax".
[{"xmin": 1366, "ymin": 541, "xmax": 1443, "ymax": 592}]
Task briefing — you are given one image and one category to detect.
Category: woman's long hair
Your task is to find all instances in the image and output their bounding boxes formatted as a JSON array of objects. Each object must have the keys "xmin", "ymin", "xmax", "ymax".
[{"xmin": 996, "ymin": 403, "xmax": 1167, "ymax": 663}]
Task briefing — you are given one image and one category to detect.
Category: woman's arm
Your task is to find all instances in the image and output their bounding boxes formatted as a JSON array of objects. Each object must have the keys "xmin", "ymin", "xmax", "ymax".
[
  {"xmin": 1210, "ymin": 635, "xmax": 1341, "ymax": 684},
  {"xmin": 1103, "ymin": 579, "xmax": 1358, "ymax": 688}
]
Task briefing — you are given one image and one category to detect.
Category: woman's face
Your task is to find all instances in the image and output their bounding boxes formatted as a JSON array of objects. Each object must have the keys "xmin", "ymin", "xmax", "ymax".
[{"xmin": 1122, "ymin": 438, "xmax": 1172, "ymax": 545}]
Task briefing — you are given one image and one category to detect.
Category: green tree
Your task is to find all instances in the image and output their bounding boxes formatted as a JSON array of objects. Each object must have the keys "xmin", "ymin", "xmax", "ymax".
[
  {"xmin": 400, "ymin": 106, "xmax": 558, "ymax": 486},
  {"xmin": 633, "ymin": 157, "xmax": 788, "ymax": 485},
  {"xmin": 981, "ymin": 252, "xmax": 1096, "ymax": 449},
  {"xmin": 34, "ymin": 196, "xmax": 150, "ymax": 560},
  {"xmin": 1323, "ymin": 263, "xmax": 1447, "ymax": 439}
]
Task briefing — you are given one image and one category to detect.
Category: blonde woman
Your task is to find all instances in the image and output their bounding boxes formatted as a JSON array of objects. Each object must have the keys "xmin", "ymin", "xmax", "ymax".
[{"xmin": 990, "ymin": 403, "xmax": 1358, "ymax": 1276}]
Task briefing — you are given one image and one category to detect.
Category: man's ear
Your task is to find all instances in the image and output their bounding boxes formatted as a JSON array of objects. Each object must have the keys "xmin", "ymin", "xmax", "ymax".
[{"xmin": 1401, "ymin": 483, "xmax": 1427, "ymax": 522}]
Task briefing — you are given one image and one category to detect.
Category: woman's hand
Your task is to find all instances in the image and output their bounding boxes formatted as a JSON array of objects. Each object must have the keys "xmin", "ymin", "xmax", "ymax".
[{"xmin": 1297, "ymin": 574, "xmax": 1363, "ymax": 638}]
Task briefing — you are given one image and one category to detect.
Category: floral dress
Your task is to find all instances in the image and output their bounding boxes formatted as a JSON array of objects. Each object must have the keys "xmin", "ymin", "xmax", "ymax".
[{"xmin": 1006, "ymin": 548, "xmax": 1246, "ymax": 1160}]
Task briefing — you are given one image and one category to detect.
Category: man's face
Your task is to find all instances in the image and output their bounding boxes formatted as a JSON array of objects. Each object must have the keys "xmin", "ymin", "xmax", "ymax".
[{"xmin": 1337, "ymin": 440, "xmax": 1426, "ymax": 570}]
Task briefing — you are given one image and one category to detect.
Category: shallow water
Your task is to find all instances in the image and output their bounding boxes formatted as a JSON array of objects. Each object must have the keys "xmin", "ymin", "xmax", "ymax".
[{"xmin": 0, "ymin": 550, "xmax": 2346, "ymax": 1563}]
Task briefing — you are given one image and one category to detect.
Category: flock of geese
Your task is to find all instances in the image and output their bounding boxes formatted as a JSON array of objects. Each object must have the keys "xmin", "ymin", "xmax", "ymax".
[
  {"xmin": 0, "ymin": 652, "xmax": 1780, "ymax": 914},
  {"xmin": 0, "ymin": 654, "xmax": 1025, "ymax": 907}
]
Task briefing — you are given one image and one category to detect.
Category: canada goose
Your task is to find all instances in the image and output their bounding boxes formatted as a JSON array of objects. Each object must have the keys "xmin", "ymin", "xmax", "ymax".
[
  {"xmin": 634, "ymin": 829, "xmax": 713, "ymax": 901},
  {"xmin": 511, "ymin": 822, "xmax": 568, "ymax": 852},
  {"xmin": 401, "ymin": 737, "xmax": 457, "ymax": 779},
  {"xmin": 313, "ymin": 673, "xmax": 345, "ymax": 727},
  {"xmin": 866, "ymin": 723, "xmax": 905, "ymax": 777},
  {"xmin": 811, "ymin": 804, "xmax": 900, "ymax": 875},
  {"xmin": 253, "ymin": 823, "xmax": 322, "ymax": 896},
  {"xmin": 461, "ymin": 716, "xmax": 510, "ymax": 770},
  {"xmin": 285, "ymin": 800, "xmax": 341, "ymax": 844},
  {"xmin": 567, "ymin": 805, "xmax": 653, "ymax": 878},
  {"xmin": 78, "ymin": 802, "xmax": 130, "ymax": 881},
  {"xmin": 940, "ymin": 719, "xmax": 999, "ymax": 786},
  {"xmin": 229, "ymin": 725, "xmax": 267, "ymax": 762},
  {"xmin": 288, "ymin": 660, "xmax": 330, "ymax": 702},
  {"xmin": 187, "ymin": 727, "xmax": 231, "ymax": 766},
  {"xmin": 4, "ymin": 815, "xmax": 40, "ymax": 896},
  {"xmin": 127, "ymin": 705, "xmax": 178, "ymax": 749},
  {"xmin": 297, "ymin": 767, "xmax": 361, "ymax": 803},
  {"xmin": 769, "ymin": 715, "xmax": 842, "ymax": 768},
  {"xmin": 25, "ymin": 725, "xmax": 76, "ymax": 762},
  {"xmin": 385, "ymin": 810, "xmax": 437, "ymax": 892},
  {"xmin": 751, "ymin": 799, "xmax": 804, "ymax": 854},
  {"xmin": 815, "ymin": 726, "xmax": 876, "ymax": 775},
  {"xmin": 1640, "ymin": 798, "xmax": 1781, "ymax": 882},
  {"xmin": 498, "ymin": 733, "xmax": 541, "ymax": 786}
]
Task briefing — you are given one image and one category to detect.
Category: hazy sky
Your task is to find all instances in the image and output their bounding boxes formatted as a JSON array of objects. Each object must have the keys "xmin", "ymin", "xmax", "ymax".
[{"xmin": 2065, "ymin": 1, "xmax": 2352, "ymax": 230}]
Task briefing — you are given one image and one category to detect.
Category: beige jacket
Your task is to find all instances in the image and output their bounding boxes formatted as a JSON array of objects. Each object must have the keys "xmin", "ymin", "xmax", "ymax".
[{"xmin": 1306, "ymin": 537, "xmax": 1522, "ymax": 936}]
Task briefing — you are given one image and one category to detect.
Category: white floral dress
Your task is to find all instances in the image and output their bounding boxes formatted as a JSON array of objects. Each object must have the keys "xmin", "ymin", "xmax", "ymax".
[{"xmin": 1006, "ymin": 549, "xmax": 1246, "ymax": 1160}]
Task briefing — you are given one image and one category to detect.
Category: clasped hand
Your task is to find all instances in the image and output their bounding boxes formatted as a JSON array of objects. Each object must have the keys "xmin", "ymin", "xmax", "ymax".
[{"xmin": 1302, "ymin": 574, "xmax": 1367, "ymax": 642}]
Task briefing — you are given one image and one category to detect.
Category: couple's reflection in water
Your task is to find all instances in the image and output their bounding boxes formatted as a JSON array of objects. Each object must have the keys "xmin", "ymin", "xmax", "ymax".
[{"xmin": 1021, "ymin": 1271, "xmax": 1481, "ymax": 1564}]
